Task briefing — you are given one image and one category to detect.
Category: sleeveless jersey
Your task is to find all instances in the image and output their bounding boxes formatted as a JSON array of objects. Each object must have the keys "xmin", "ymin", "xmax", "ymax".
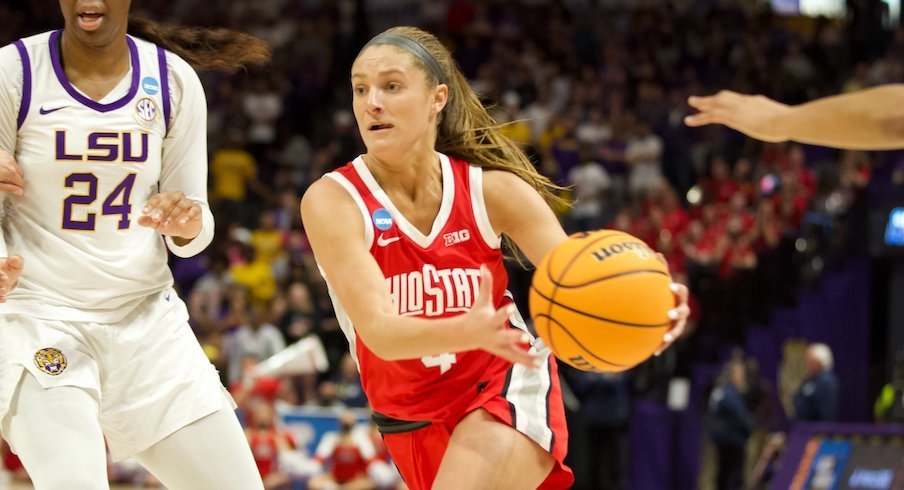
[
  {"xmin": 0, "ymin": 31, "xmax": 213, "ymax": 323},
  {"xmin": 322, "ymin": 154, "xmax": 530, "ymax": 422}
]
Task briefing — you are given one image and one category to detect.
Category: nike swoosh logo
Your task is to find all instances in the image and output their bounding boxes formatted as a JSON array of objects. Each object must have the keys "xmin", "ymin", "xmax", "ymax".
[
  {"xmin": 376, "ymin": 234, "xmax": 401, "ymax": 247},
  {"xmin": 39, "ymin": 105, "xmax": 68, "ymax": 115}
]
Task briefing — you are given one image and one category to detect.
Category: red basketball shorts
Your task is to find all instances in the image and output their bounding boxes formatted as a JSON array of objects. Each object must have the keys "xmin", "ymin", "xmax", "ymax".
[{"xmin": 381, "ymin": 354, "xmax": 574, "ymax": 489}]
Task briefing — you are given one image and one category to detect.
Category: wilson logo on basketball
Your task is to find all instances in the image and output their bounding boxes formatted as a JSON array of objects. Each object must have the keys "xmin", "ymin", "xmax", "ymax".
[
  {"xmin": 386, "ymin": 265, "xmax": 480, "ymax": 317},
  {"xmin": 590, "ymin": 240, "xmax": 654, "ymax": 262},
  {"xmin": 530, "ymin": 230, "xmax": 673, "ymax": 373}
]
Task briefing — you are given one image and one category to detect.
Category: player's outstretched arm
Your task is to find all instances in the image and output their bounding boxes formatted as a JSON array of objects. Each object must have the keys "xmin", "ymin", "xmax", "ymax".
[
  {"xmin": 685, "ymin": 85, "xmax": 904, "ymax": 150},
  {"xmin": 300, "ymin": 177, "xmax": 539, "ymax": 367}
]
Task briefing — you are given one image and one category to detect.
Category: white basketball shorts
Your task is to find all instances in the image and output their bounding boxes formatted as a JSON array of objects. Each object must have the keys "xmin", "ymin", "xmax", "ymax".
[{"xmin": 0, "ymin": 287, "xmax": 233, "ymax": 461}]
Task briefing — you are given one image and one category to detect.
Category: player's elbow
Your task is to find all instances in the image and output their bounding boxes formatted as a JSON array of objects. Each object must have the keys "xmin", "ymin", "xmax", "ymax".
[
  {"xmin": 879, "ymin": 113, "xmax": 904, "ymax": 146},
  {"xmin": 876, "ymin": 86, "xmax": 904, "ymax": 146},
  {"xmin": 353, "ymin": 317, "xmax": 408, "ymax": 361}
]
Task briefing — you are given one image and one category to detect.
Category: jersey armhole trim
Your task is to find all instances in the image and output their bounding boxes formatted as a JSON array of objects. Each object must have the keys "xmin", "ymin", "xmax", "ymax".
[
  {"xmin": 13, "ymin": 40, "xmax": 31, "ymax": 130},
  {"xmin": 469, "ymin": 165, "xmax": 502, "ymax": 249},
  {"xmin": 324, "ymin": 172, "xmax": 374, "ymax": 249},
  {"xmin": 157, "ymin": 47, "xmax": 171, "ymax": 134}
]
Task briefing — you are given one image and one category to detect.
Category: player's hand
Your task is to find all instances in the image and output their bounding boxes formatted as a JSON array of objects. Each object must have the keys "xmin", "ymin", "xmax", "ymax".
[
  {"xmin": 684, "ymin": 90, "xmax": 792, "ymax": 142},
  {"xmin": 654, "ymin": 253, "xmax": 690, "ymax": 356},
  {"xmin": 654, "ymin": 282, "xmax": 690, "ymax": 356},
  {"xmin": 137, "ymin": 191, "xmax": 201, "ymax": 240},
  {"xmin": 0, "ymin": 255, "xmax": 24, "ymax": 302},
  {"xmin": 464, "ymin": 265, "xmax": 542, "ymax": 369},
  {"xmin": 0, "ymin": 149, "xmax": 24, "ymax": 197}
]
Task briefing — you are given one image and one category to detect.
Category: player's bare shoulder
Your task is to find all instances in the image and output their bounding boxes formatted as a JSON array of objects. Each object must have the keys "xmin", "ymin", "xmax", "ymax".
[
  {"xmin": 300, "ymin": 174, "xmax": 363, "ymax": 237},
  {"xmin": 481, "ymin": 168, "xmax": 546, "ymax": 233},
  {"xmin": 482, "ymin": 168, "xmax": 533, "ymax": 194}
]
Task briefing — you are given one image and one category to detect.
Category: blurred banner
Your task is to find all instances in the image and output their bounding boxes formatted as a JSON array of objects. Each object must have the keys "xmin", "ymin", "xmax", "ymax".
[
  {"xmin": 776, "ymin": 423, "xmax": 904, "ymax": 490},
  {"xmin": 276, "ymin": 405, "xmax": 369, "ymax": 455}
]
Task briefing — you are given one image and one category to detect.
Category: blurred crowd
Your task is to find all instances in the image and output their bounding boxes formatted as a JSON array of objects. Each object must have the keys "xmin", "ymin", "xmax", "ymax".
[
  {"xmin": 3, "ymin": 0, "xmax": 904, "ymax": 488},
  {"xmin": 702, "ymin": 342, "xmax": 838, "ymax": 490}
]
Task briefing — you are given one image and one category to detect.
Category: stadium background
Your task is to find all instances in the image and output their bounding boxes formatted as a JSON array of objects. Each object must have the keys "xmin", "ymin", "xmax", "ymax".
[{"xmin": 2, "ymin": 0, "xmax": 904, "ymax": 489}]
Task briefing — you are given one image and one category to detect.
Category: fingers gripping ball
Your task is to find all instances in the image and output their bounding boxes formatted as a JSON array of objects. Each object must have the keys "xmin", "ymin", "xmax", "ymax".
[{"xmin": 529, "ymin": 230, "xmax": 674, "ymax": 372}]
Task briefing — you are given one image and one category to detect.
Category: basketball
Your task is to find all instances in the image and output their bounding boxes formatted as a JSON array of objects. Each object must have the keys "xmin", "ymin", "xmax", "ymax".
[{"xmin": 529, "ymin": 230, "xmax": 675, "ymax": 372}]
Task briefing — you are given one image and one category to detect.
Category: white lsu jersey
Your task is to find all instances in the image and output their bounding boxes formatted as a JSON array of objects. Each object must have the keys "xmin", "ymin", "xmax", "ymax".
[{"xmin": 0, "ymin": 30, "xmax": 215, "ymax": 323}]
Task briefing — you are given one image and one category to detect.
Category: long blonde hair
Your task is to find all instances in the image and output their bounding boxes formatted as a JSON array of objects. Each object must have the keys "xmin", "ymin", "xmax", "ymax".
[{"xmin": 358, "ymin": 26, "xmax": 568, "ymax": 214}]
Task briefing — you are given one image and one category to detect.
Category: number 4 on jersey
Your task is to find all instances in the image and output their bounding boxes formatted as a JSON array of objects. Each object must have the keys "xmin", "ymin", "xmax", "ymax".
[{"xmin": 421, "ymin": 352, "xmax": 457, "ymax": 374}]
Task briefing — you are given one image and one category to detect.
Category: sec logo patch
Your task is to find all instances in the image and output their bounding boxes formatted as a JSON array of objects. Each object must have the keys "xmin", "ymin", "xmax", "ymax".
[{"xmin": 34, "ymin": 347, "xmax": 67, "ymax": 376}]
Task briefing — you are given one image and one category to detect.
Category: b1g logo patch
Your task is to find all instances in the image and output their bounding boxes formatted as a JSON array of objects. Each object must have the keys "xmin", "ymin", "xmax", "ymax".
[
  {"xmin": 134, "ymin": 97, "xmax": 159, "ymax": 129},
  {"xmin": 34, "ymin": 347, "xmax": 67, "ymax": 376}
]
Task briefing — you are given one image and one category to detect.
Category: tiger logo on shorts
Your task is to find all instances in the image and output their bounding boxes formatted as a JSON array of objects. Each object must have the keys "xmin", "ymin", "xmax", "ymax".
[{"xmin": 34, "ymin": 347, "xmax": 67, "ymax": 376}]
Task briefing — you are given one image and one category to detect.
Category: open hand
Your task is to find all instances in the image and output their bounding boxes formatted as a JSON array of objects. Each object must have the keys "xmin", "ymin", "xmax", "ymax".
[
  {"xmin": 0, "ymin": 148, "xmax": 24, "ymax": 197},
  {"xmin": 0, "ymin": 255, "xmax": 24, "ymax": 302},
  {"xmin": 137, "ymin": 191, "xmax": 201, "ymax": 240},
  {"xmin": 685, "ymin": 90, "xmax": 792, "ymax": 143},
  {"xmin": 464, "ymin": 265, "xmax": 541, "ymax": 368},
  {"xmin": 654, "ymin": 254, "xmax": 691, "ymax": 356}
]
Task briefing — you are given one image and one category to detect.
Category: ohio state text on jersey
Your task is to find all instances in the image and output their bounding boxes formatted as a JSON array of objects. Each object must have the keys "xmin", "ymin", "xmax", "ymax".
[{"xmin": 321, "ymin": 153, "xmax": 531, "ymax": 422}]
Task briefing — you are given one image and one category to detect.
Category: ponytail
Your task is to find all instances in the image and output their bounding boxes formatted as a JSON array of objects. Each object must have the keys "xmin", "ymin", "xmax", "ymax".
[{"xmin": 128, "ymin": 16, "xmax": 270, "ymax": 71}]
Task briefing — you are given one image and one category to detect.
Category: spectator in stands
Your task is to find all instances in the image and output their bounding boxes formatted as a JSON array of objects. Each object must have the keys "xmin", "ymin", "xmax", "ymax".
[
  {"xmin": 331, "ymin": 353, "xmax": 368, "ymax": 409},
  {"xmin": 704, "ymin": 156, "xmax": 741, "ymax": 205},
  {"xmin": 549, "ymin": 112, "xmax": 583, "ymax": 183},
  {"xmin": 309, "ymin": 411, "xmax": 377, "ymax": 490},
  {"xmin": 569, "ymin": 370, "xmax": 630, "ymax": 490},
  {"xmin": 564, "ymin": 147, "xmax": 611, "ymax": 232},
  {"xmin": 352, "ymin": 418, "xmax": 406, "ymax": 490},
  {"xmin": 189, "ymin": 254, "xmax": 231, "ymax": 328},
  {"xmin": 230, "ymin": 243, "xmax": 278, "ymax": 310},
  {"xmin": 749, "ymin": 433, "xmax": 786, "ymax": 490},
  {"xmin": 873, "ymin": 351, "xmax": 904, "ymax": 423},
  {"xmin": 246, "ymin": 403, "xmax": 296, "ymax": 490},
  {"xmin": 792, "ymin": 343, "xmax": 839, "ymax": 423},
  {"xmin": 625, "ymin": 120, "xmax": 664, "ymax": 200},
  {"xmin": 243, "ymin": 77, "xmax": 285, "ymax": 156},
  {"xmin": 743, "ymin": 358, "xmax": 777, "ymax": 488},
  {"xmin": 706, "ymin": 360, "xmax": 753, "ymax": 490},
  {"xmin": 210, "ymin": 128, "xmax": 261, "ymax": 224},
  {"xmin": 230, "ymin": 356, "xmax": 297, "ymax": 417},
  {"xmin": 225, "ymin": 305, "xmax": 287, "ymax": 384},
  {"xmin": 252, "ymin": 210, "xmax": 285, "ymax": 268},
  {"xmin": 277, "ymin": 281, "xmax": 318, "ymax": 345}
]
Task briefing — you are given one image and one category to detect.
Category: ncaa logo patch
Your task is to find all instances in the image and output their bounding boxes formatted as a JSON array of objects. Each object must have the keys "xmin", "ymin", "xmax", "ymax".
[
  {"xmin": 372, "ymin": 208, "xmax": 393, "ymax": 231},
  {"xmin": 134, "ymin": 97, "xmax": 159, "ymax": 129},
  {"xmin": 34, "ymin": 347, "xmax": 67, "ymax": 376},
  {"xmin": 141, "ymin": 76, "xmax": 160, "ymax": 95}
]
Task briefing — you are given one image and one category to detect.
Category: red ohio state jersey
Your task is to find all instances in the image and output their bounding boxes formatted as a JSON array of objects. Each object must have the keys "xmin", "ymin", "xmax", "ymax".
[{"xmin": 322, "ymin": 153, "xmax": 527, "ymax": 422}]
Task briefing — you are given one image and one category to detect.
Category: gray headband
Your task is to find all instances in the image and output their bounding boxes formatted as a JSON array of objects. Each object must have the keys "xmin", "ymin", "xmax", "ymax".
[{"xmin": 362, "ymin": 33, "xmax": 446, "ymax": 85}]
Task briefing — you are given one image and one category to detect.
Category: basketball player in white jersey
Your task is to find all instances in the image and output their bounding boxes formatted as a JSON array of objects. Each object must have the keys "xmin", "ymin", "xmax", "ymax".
[{"xmin": 0, "ymin": 2, "xmax": 271, "ymax": 488}]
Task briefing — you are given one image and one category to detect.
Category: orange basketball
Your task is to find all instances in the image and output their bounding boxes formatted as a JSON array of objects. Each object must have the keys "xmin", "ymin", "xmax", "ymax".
[{"xmin": 529, "ymin": 230, "xmax": 674, "ymax": 372}]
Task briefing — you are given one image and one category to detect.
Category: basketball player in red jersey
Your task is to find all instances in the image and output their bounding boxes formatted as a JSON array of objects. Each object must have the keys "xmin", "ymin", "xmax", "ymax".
[{"xmin": 301, "ymin": 26, "xmax": 691, "ymax": 490}]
